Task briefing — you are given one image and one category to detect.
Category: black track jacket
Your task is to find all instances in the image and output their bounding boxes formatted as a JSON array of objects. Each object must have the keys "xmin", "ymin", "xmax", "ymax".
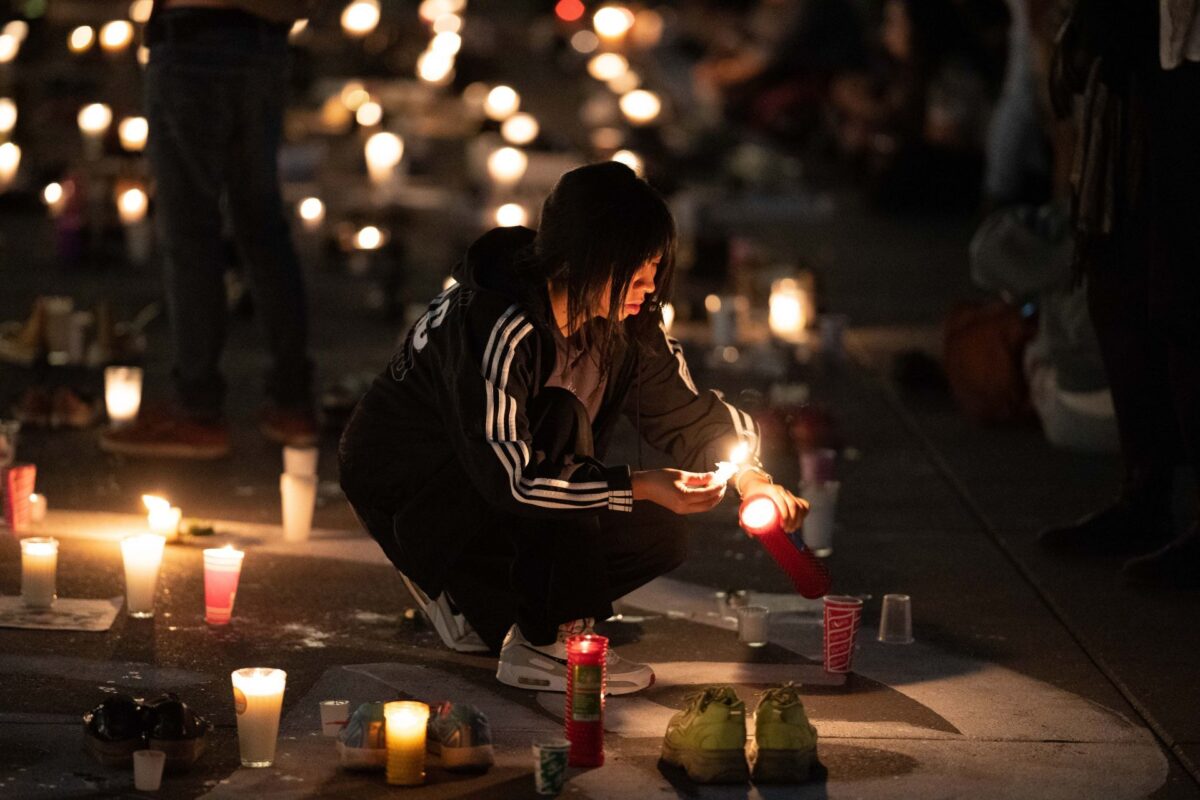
[{"xmin": 339, "ymin": 227, "xmax": 761, "ymax": 590}]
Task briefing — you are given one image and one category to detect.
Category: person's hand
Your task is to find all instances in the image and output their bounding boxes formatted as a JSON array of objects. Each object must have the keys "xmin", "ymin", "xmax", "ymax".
[
  {"xmin": 631, "ymin": 469, "xmax": 726, "ymax": 515},
  {"xmin": 738, "ymin": 477, "xmax": 808, "ymax": 533}
]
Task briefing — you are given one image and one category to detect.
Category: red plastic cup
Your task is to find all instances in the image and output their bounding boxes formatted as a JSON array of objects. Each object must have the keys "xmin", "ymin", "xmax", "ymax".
[
  {"xmin": 204, "ymin": 546, "xmax": 245, "ymax": 625},
  {"xmin": 3, "ymin": 464, "xmax": 37, "ymax": 531},
  {"xmin": 823, "ymin": 595, "xmax": 863, "ymax": 673},
  {"xmin": 564, "ymin": 633, "xmax": 607, "ymax": 768}
]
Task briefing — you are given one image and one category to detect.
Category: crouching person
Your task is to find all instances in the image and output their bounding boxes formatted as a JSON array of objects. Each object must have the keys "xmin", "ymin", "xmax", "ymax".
[{"xmin": 339, "ymin": 163, "xmax": 805, "ymax": 694}]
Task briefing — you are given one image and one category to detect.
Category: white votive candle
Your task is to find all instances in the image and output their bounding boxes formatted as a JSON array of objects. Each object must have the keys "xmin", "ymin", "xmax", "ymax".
[
  {"xmin": 737, "ymin": 605, "xmax": 770, "ymax": 647},
  {"xmin": 231, "ymin": 668, "xmax": 287, "ymax": 768},
  {"xmin": 28, "ymin": 493, "xmax": 47, "ymax": 523},
  {"xmin": 104, "ymin": 366, "xmax": 143, "ymax": 427},
  {"xmin": 20, "ymin": 537, "xmax": 58, "ymax": 608},
  {"xmin": 144, "ymin": 495, "xmax": 181, "ymax": 541},
  {"xmin": 121, "ymin": 534, "xmax": 165, "ymax": 618}
]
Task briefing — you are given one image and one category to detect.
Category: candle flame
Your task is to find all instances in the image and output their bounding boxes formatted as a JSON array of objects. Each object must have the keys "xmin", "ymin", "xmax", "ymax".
[
  {"xmin": 142, "ymin": 494, "xmax": 169, "ymax": 512},
  {"xmin": 740, "ymin": 496, "xmax": 778, "ymax": 531},
  {"xmin": 729, "ymin": 441, "xmax": 750, "ymax": 465}
]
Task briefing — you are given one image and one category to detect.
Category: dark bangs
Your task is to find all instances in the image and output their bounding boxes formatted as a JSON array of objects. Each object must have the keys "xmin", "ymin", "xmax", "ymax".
[{"xmin": 534, "ymin": 161, "xmax": 677, "ymax": 373}]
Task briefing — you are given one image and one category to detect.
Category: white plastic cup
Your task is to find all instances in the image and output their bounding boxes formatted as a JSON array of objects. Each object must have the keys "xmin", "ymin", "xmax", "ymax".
[
  {"xmin": 320, "ymin": 699, "xmax": 351, "ymax": 737},
  {"xmin": 133, "ymin": 749, "xmax": 166, "ymax": 791},
  {"xmin": 878, "ymin": 593, "xmax": 914, "ymax": 644},
  {"xmin": 736, "ymin": 605, "xmax": 769, "ymax": 647},
  {"xmin": 121, "ymin": 533, "xmax": 165, "ymax": 618},
  {"xmin": 799, "ymin": 480, "xmax": 839, "ymax": 557},
  {"xmin": 283, "ymin": 446, "xmax": 319, "ymax": 477},
  {"xmin": 280, "ymin": 473, "xmax": 317, "ymax": 543}
]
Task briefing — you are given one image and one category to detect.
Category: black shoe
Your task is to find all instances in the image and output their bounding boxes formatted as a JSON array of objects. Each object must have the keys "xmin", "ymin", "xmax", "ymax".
[
  {"xmin": 1122, "ymin": 526, "xmax": 1200, "ymax": 589},
  {"xmin": 1038, "ymin": 500, "xmax": 1171, "ymax": 557}
]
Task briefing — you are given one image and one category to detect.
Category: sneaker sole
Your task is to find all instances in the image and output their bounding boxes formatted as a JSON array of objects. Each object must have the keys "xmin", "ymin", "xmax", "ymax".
[
  {"xmin": 428, "ymin": 741, "xmax": 494, "ymax": 772},
  {"xmin": 98, "ymin": 435, "xmax": 230, "ymax": 460},
  {"xmin": 495, "ymin": 651, "xmax": 654, "ymax": 695},
  {"xmin": 397, "ymin": 573, "xmax": 490, "ymax": 654},
  {"xmin": 660, "ymin": 742, "xmax": 749, "ymax": 784},
  {"xmin": 751, "ymin": 747, "xmax": 816, "ymax": 783}
]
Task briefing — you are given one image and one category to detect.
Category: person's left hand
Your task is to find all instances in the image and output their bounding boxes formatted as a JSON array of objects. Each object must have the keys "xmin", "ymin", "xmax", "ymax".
[{"xmin": 739, "ymin": 478, "xmax": 808, "ymax": 533}]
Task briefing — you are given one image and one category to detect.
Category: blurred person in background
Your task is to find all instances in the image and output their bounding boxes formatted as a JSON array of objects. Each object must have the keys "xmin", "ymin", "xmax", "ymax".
[
  {"xmin": 100, "ymin": 0, "xmax": 319, "ymax": 459},
  {"xmin": 1039, "ymin": 0, "xmax": 1200, "ymax": 589}
]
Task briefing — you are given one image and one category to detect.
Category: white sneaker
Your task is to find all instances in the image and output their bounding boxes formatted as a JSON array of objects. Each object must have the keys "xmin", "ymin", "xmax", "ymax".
[
  {"xmin": 398, "ymin": 572, "xmax": 490, "ymax": 654},
  {"xmin": 494, "ymin": 624, "xmax": 655, "ymax": 695}
]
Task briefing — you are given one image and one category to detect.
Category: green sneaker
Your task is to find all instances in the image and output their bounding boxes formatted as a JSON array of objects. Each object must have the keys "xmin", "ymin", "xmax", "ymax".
[
  {"xmin": 750, "ymin": 683, "xmax": 818, "ymax": 783},
  {"xmin": 659, "ymin": 685, "xmax": 749, "ymax": 784}
]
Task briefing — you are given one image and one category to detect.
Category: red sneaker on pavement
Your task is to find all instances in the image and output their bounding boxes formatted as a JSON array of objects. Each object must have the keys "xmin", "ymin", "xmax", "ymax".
[
  {"xmin": 258, "ymin": 405, "xmax": 318, "ymax": 447},
  {"xmin": 99, "ymin": 410, "xmax": 231, "ymax": 459}
]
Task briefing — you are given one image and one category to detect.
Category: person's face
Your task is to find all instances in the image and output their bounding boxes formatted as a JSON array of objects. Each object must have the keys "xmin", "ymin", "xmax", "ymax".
[{"xmin": 597, "ymin": 257, "xmax": 659, "ymax": 321}]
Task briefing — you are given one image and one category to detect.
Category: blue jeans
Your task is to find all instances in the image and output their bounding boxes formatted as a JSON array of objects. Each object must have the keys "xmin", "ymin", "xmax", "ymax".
[{"xmin": 146, "ymin": 11, "xmax": 311, "ymax": 418}]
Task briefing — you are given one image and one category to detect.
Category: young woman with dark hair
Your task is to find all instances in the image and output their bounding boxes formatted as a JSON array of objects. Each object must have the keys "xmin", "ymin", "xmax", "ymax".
[{"xmin": 339, "ymin": 162, "xmax": 806, "ymax": 694}]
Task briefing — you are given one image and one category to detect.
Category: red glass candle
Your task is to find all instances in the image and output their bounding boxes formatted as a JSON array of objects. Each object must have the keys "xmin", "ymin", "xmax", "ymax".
[
  {"xmin": 739, "ymin": 494, "xmax": 831, "ymax": 599},
  {"xmin": 564, "ymin": 633, "xmax": 607, "ymax": 768}
]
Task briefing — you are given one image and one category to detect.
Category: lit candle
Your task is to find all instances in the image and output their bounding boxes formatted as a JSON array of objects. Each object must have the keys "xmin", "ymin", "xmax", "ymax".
[
  {"xmin": 565, "ymin": 634, "xmax": 607, "ymax": 767},
  {"xmin": 364, "ymin": 131, "xmax": 403, "ymax": 185},
  {"xmin": 660, "ymin": 302, "xmax": 675, "ymax": 332},
  {"xmin": 204, "ymin": 545, "xmax": 245, "ymax": 625},
  {"xmin": 121, "ymin": 533, "xmax": 165, "ymax": 618},
  {"xmin": 28, "ymin": 492, "xmax": 47, "ymax": 523},
  {"xmin": 0, "ymin": 97, "xmax": 16, "ymax": 137},
  {"xmin": 68, "ymin": 26, "xmax": 94, "ymax": 54},
  {"xmin": 486, "ymin": 146, "xmax": 527, "ymax": 186},
  {"xmin": 297, "ymin": 197, "xmax": 325, "ymax": 232},
  {"xmin": 143, "ymin": 495, "xmax": 181, "ymax": 541},
  {"xmin": 593, "ymin": 5, "xmax": 635, "ymax": 45},
  {"xmin": 341, "ymin": 0, "xmax": 381, "ymax": 37},
  {"xmin": 0, "ymin": 142, "xmax": 20, "ymax": 192},
  {"xmin": 117, "ymin": 116, "xmax": 148, "ymax": 152},
  {"xmin": 77, "ymin": 103, "xmax": 113, "ymax": 160},
  {"xmin": 384, "ymin": 701, "xmax": 430, "ymax": 786},
  {"xmin": 43, "ymin": 182, "xmax": 68, "ymax": 217},
  {"xmin": 587, "ymin": 53, "xmax": 628, "ymax": 82},
  {"xmin": 619, "ymin": 89, "xmax": 662, "ymax": 126},
  {"xmin": 99, "ymin": 20, "xmax": 134, "ymax": 53},
  {"xmin": 494, "ymin": 202, "xmax": 527, "ymax": 228},
  {"xmin": 768, "ymin": 278, "xmax": 808, "ymax": 343},
  {"xmin": 500, "ymin": 113, "xmax": 539, "ymax": 146},
  {"xmin": 739, "ymin": 494, "xmax": 830, "ymax": 599},
  {"xmin": 116, "ymin": 186, "xmax": 148, "ymax": 225},
  {"xmin": 483, "ymin": 85, "xmax": 519, "ymax": 121},
  {"xmin": 611, "ymin": 149, "xmax": 643, "ymax": 176},
  {"xmin": 20, "ymin": 537, "xmax": 58, "ymax": 609},
  {"xmin": 104, "ymin": 366, "xmax": 143, "ymax": 427},
  {"xmin": 231, "ymin": 668, "xmax": 287, "ymax": 768}
]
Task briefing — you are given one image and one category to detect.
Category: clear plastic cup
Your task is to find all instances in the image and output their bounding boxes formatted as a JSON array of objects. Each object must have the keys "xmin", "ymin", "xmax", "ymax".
[
  {"xmin": 283, "ymin": 446, "xmax": 319, "ymax": 477},
  {"xmin": 133, "ymin": 749, "xmax": 166, "ymax": 791},
  {"xmin": 877, "ymin": 593, "xmax": 914, "ymax": 644},
  {"xmin": 736, "ymin": 605, "xmax": 769, "ymax": 647}
]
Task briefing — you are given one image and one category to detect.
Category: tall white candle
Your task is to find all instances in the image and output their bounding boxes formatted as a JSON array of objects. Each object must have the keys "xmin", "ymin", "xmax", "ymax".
[
  {"xmin": 121, "ymin": 533, "xmax": 164, "ymax": 618},
  {"xmin": 20, "ymin": 537, "xmax": 58, "ymax": 608},
  {"xmin": 143, "ymin": 495, "xmax": 181, "ymax": 541},
  {"xmin": 231, "ymin": 668, "xmax": 287, "ymax": 768}
]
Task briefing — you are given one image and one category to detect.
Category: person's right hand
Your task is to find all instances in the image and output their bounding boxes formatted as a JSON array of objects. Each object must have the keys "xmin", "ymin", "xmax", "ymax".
[{"xmin": 631, "ymin": 469, "xmax": 726, "ymax": 515}]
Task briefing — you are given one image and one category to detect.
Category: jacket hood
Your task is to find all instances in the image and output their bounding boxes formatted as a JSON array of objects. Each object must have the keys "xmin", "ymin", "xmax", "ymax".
[{"xmin": 452, "ymin": 226, "xmax": 539, "ymax": 300}]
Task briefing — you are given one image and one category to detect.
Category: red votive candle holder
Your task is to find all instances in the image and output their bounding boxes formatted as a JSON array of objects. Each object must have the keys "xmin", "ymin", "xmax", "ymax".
[
  {"xmin": 204, "ymin": 546, "xmax": 245, "ymax": 625},
  {"xmin": 4, "ymin": 464, "xmax": 37, "ymax": 532},
  {"xmin": 564, "ymin": 633, "xmax": 607, "ymax": 768},
  {"xmin": 739, "ymin": 494, "xmax": 831, "ymax": 599}
]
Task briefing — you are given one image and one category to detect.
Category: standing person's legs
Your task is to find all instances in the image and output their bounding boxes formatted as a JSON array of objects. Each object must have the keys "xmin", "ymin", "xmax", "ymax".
[
  {"xmin": 144, "ymin": 45, "xmax": 234, "ymax": 419},
  {"xmin": 222, "ymin": 34, "xmax": 314, "ymax": 418},
  {"xmin": 1124, "ymin": 60, "xmax": 1200, "ymax": 586}
]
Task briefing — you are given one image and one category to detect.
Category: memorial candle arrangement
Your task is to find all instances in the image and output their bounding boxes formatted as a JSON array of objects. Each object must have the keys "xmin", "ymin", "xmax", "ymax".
[
  {"xmin": 739, "ymin": 494, "xmax": 831, "ymax": 599},
  {"xmin": 20, "ymin": 537, "xmax": 58, "ymax": 608},
  {"xmin": 384, "ymin": 700, "xmax": 430, "ymax": 786},
  {"xmin": 565, "ymin": 633, "xmax": 607, "ymax": 768},
  {"xmin": 231, "ymin": 668, "xmax": 286, "ymax": 768},
  {"xmin": 120, "ymin": 533, "xmax": 165, "ymax": 618},
  {"xmin": 203, "ymin": 545, "xmax": 244, "ymax": 625}
]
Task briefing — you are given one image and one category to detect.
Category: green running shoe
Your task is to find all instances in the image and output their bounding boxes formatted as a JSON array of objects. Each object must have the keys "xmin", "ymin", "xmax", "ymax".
[
  {"xmin": 659, "ymin": 685, "xmax": 749, "ymax": 784},
  {"xmin": 750, "ymin": 683, "xmax": 818, "ymax": 783}
]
